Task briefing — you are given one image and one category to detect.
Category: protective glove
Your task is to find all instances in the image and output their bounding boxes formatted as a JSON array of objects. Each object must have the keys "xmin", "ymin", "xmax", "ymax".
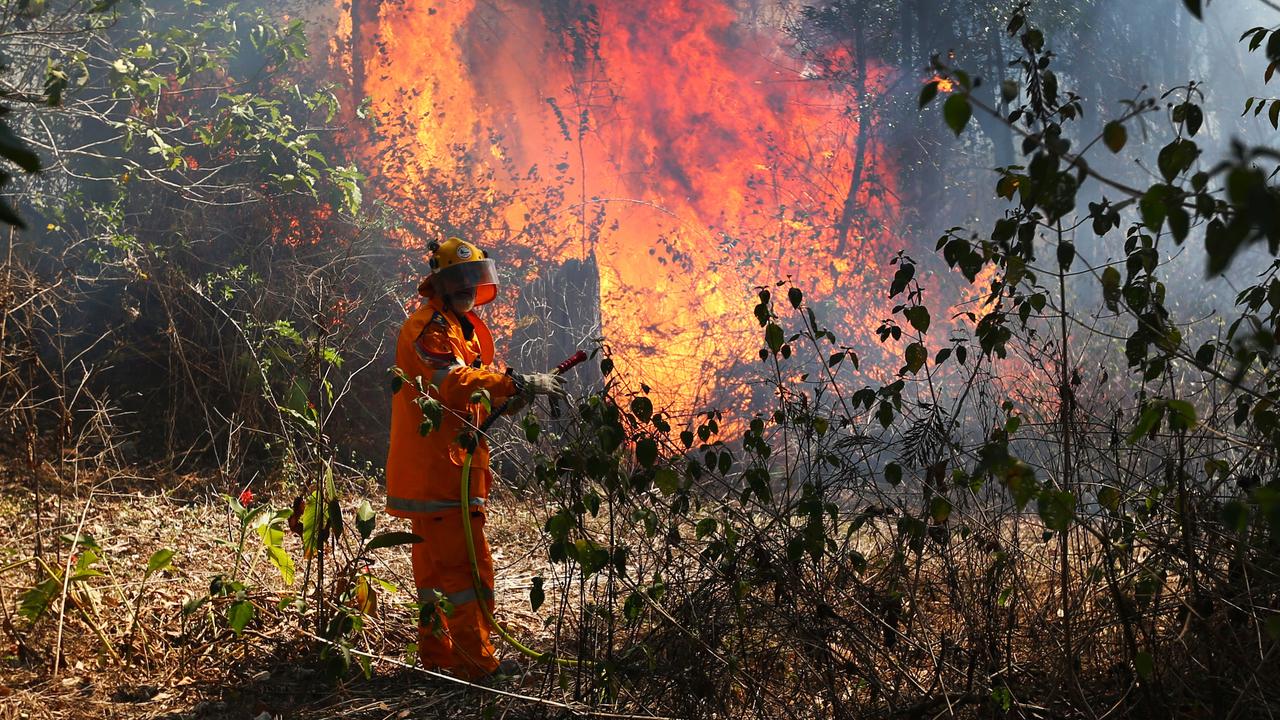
[{"xmin": 517, "ymin": 372, "xmax": 568, "ymax": 401}]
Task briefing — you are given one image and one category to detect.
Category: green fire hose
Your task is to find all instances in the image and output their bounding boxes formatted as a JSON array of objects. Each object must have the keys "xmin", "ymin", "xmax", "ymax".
[{"xmin": 459, "ymin": 350, "xmax": 589, "ymax": 667}]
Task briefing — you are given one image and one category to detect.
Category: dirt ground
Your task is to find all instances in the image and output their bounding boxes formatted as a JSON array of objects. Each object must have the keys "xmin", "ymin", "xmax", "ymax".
[{"xmin": 0, "ymin": 463, "xmax": 601, "ymax": 720}]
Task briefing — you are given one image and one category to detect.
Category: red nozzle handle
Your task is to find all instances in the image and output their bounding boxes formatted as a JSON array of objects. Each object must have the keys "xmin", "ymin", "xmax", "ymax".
[{"xmin": 555, "ymin": 350, "xmax": 589, "ymax": 375}]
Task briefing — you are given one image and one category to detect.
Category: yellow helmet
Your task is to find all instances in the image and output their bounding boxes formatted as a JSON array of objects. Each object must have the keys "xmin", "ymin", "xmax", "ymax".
[{"xmin": 418, "ymin": 237, "xmax": 498, "ymax": 306}]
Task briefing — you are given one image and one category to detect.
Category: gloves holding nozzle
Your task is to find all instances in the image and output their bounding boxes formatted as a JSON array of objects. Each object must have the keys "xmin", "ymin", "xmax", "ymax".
[
  {"xmin": 517, "ymin": 372, "xmax": 568, "ymax": 401},
  {"xmin": 497, "ymin": 371, "xmax": 568, "ymax": 419}
]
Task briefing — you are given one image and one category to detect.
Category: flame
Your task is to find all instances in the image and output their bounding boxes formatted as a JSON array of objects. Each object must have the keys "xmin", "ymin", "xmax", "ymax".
[
  {"xmin": 336, "ymin": 2, "xmax": 902, "ymax": 418},
  {"xmin": 929, "ymin": 75, "xmax": 955, "ymax": 93}
]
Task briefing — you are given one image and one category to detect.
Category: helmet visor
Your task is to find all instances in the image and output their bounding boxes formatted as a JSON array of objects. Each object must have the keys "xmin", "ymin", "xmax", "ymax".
[{"xmin": 432, "ymin": 258, "xmax": 498, "ymax": 306}]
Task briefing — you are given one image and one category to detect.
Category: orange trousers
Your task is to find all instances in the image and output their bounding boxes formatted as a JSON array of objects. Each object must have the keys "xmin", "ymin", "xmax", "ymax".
[{"xmin": 410, "ymin": 511, "xmax": 498, "ymax": 679}]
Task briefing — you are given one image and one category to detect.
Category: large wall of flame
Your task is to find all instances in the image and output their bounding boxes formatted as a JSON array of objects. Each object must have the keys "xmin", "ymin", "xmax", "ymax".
[{"xmin": 335, "ymin": 0, "xmax": 900, "ymax": 418}]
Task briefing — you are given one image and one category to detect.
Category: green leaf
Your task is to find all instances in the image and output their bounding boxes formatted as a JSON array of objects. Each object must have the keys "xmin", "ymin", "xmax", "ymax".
[
  {"xmin": 529, "ymin": 576, "xmax": 544, "ymax": 611},
  {"xmin": 417, "ymin": 395, "xmax": 443, "ymax": 435},
  {"xmin": 1036, "ymin": 489, "xmax": 1075, "ymax": 531},
  {"xmin": 1134, "ymin": 651, "xmax": 1154, "ymax": 679},
  {"xmin": 904, "ymin": 342, "xmax": 927, "ymax": 374},
  {"xmin": 1265, "ymin": 616, "xmax": 1280, "ymax": 641},
  {"xmin": 1003, "ymin": 462, "xmax": 1038, "ymax": 509},
  {"xmin": 764, "ymin": 323, "xmax": 784, "ymax": 353},
  {"xmin": 929, "ymin": 496, "xmax": 952, "ymax": 523},
  {"xmin": 1127, "ymin": 403, "xmax": 1165, "ymax": 444},
  {"xmin": 918, "ymin": 80, "xmax": 940, "ymax": 109},
  {"xmin": 1098, "ymin": 486, "xmax": 1121, "ymax": 512},
  {"xmin": 1023, "ymin": 28, "xmax": 1044, "ymax": 52},
  {"xmin": 1167, "ymin": 205, "xmax": 1190, "ymax": 244},
  {"xmin": 812, "ymin": 416, "xmax": 829, "ymax": 436},
  {"xmin": 1000, "ymin": 79, "xmax": 1019, "ymax": 103},
  {"xmin": 1139, "ymin": 185, "xmax": 1168, "ymax": 231},
  {"xmin": 630, "ymin": 396, "xmax": 653, "ymax": 422},
  {"xmin": 1194, "ymin": 342, "xmax": 1216, "ymax": 369},
  {"xmin": 61, "ymin": 533, "xmax": 101, "ymax": 552},
  {"xmin": 1157, "ymin": 139, "xmax": 1198, "ymax": 181},
  {"xmin": 1103, "ymin": 121, "xmax": 1127, "ymax": 153},
  {"xmin": 1166, "ymin": 399, "xmax": 1197, "ymax": 431},
  {"xmin": 943, "ymin": 94, "xmax": 972, "ymax": 136},
  {"xmin": 624, "ymin": 592, "xmax": 645, "ymax": 621},
  {"xmin": 182, "ymin": 595, "xmax": 210, "ymax": 616},
  {"xmin": 227, "ymin": 599, "xmax": 254, "ymax": 636},
  {"xmin": 17, "ymin": 577, "xmax": 61, "ymax": 622},
  {"xmin": 877, "ymin": 400, "xmax": 894, "ymax": 428},
  {"xmin": 1101, "ymin": 266, "xmax": 1121, "ymax": 311},
  {"xmin": 996, "ymin": 174, "xmax": 1019, "ymax": 200},
  {"xmin": 1185, "ymin": 104, "xmax": 1204, "ymax": 136},
  {"xmin": 73, "ymin": 548, "xmax": 101, "ymax": 577},
  {"xmin": 355, "ymin": 499, "xmax": 376, "ymax": 540},
  {"xmin": 44, "ymin": 66, "xmax": 68, "ymax": 107},
  {"xmin": 654, "ymin": 467, "xmax": 679, "ymax": 495},
  {"xmin": 890, "ymin": 262, "xmax": 916, "ymax": 297},
  {"xmin": 991, "ymin": 686, "xmax": 1013, "ymax": 712},
  {"xmin": 522, "ymin": 413, "xmax": 541, "ymax": 443},
  {"xmin": 636, "ymin": 437, "xmax": 658, "ymax": 467},
  {"xmin": 884, "ymin": 462, "xmax": 903, "ymax": 486},
  {"xmin": 328, "ymin": 498, "xmax": 344, "ymax": 540},
  {"xmin": 695, "ymin": 517, "xmax": 718, "ymax": 539},
  {"xmin": 1057, "ymin": 241, "xmax": 1075, "ymax": 270},
  {"xmin": 365, "ymin": 531, "xmax": 422, "ymax": 551},
  {"xmin": 903, "ymin": 305, "xmax": 931, "ymax": 334},
  {"xmin": 145, "ymin": 549, "xmax": 176, "ymax": 580},
  {"xmin": 257, "ymin": 514, "xmax": 295, "ymax": 585},
  {"xmin": 1220, "ymin": 500, "xmax": 1248, "ymax": 532},
  {"xmin": 263, "ymin": 543, "xmax": 295, "ymax": 586}
]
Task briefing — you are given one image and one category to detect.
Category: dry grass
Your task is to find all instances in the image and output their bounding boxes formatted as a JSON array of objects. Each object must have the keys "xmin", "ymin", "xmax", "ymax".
[
  {"xmin": 3, "ymin": 456, "xmax": 1278, "ymax": 719},
  {"xmin": 0, "ymin": 461, "xmax": 608, "ymax": 720}
]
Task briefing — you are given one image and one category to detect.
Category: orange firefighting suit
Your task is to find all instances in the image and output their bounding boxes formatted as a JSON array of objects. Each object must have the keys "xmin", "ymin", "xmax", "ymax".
[{"xmin": 386, "ymin": 294, "xmax": 518, "ymax": 679}]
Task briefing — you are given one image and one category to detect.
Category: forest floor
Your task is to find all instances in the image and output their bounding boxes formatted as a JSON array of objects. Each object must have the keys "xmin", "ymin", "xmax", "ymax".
[{"xmin": 0, "ymin": 461, "xmax": 592, "ymax": 720}]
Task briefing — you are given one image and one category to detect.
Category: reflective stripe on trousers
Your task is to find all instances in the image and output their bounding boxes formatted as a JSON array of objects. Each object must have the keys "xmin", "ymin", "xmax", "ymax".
[
  {"xmin": 418, "ymin": 585, "xmax": 494, "ymax": 608},
  {"xmin": 386, "ymin": 496, "xmax": 485, "ymax": 514}
]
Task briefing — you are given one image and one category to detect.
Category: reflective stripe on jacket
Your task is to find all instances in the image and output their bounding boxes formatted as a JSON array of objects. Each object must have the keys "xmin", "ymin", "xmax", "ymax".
[{"xmin": 385, "ymin": 295, "xmax": 517, "ymax": 519}]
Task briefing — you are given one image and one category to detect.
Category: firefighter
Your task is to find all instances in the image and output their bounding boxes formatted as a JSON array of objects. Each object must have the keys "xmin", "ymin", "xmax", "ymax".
[{"xmin": 386, "ymin": 236, "xmax": 566, "ymax": 680}]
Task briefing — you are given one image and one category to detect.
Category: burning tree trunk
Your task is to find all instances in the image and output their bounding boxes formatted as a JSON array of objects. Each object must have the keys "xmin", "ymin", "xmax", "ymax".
[
  {"xmin": 350, "ymin": 0, "xmax": 381, "ymax": 98},
  {"xmin": 511, "ymin": 253, "xmax": 602, "ymax": 387},
  {"xmin": 833, "ymin": 4, "xmax": 870, "ymax": 257}
]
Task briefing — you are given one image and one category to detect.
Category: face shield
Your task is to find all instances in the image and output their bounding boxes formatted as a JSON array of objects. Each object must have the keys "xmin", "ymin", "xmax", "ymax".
[{"xmin": 430, "ymin": 258, "xmax": 498, "ymax": 309}]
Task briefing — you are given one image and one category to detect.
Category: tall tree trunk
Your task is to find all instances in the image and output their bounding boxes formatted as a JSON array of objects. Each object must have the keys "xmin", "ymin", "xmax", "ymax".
[
  {"xmin": 350, "ymin": 0, "xmax": 383, "ymax": 103},
  {"xmin": 833, "ymin": 5, "xmax": 869, "ymax": 256},
  {"xmin": 985, "ymin": 20, "xmax": 1015, "ymax": 168}
]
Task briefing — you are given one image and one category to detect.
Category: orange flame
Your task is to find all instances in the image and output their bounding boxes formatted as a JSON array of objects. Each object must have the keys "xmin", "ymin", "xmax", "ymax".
[{"xmin": 334, "ymin": 2, "xmax": 902, "ymax": 418}]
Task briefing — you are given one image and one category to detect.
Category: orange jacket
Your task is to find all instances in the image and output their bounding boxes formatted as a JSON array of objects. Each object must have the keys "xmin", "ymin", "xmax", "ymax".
[{"xmin": 386, "ymin": 296, "xmax": 518, "ymax": 519}]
